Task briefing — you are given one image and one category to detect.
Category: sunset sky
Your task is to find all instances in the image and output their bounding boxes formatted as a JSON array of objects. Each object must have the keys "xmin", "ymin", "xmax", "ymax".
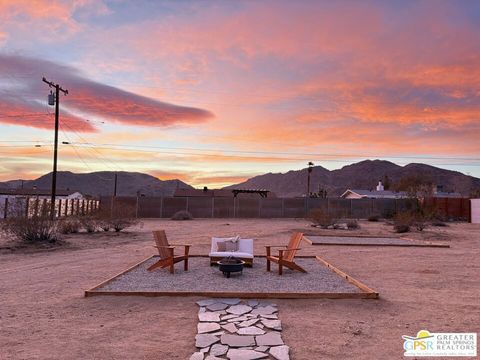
[{"xmin": 1, "ymin": 0, "xmax": 480, "ymax": 187}]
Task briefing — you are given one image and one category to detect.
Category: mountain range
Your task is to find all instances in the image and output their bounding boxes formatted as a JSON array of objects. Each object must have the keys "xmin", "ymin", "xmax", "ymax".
[{"xmin": 1, "ymin": 160, "xmax": 479, "ymax": 197}]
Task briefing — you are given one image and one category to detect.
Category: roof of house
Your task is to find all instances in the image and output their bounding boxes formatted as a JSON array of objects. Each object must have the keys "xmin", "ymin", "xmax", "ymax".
[
  {"xmin": 0, "ymin": 188, "xmax": 81, "ymax": 196},
  {"xmin": 341, "ymin": 189, "xmax": 408, "ymax": 199}
]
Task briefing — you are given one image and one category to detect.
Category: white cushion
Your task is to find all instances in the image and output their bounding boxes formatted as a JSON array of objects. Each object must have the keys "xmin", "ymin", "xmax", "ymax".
[{"xmin": 210, "ymin": 237, "xmax": 254, "ymax": 258}]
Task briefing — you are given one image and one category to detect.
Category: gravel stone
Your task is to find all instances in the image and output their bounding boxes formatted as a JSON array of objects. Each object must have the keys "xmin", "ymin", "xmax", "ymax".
[{"xmin": 98, "ymin": 258, "xmax": 361, "ymax": 294}]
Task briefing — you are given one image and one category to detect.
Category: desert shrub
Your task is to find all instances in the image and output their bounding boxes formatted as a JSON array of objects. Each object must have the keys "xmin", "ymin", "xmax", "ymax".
[
  {"xmin": 58, "ymin": 218, "xmax": 81, "ymax": 234},
  {"xmin": 107, "ymin": 202, "xmax": 139, "ymax": 232},
  {"xmin": 1, "ymin": 214, "xmax": 58, "ymax": 243},
  {"xmin": 79, "ymin": 215, "xmax": 97, "ymax": 233},
  {"xmin": 171, "ymin": 210, "xmax": 194, "ymax": 221},
  {"xmin": 346, "ymin": 220, "xmax": 360, "ymax": 229},
  {"xmin": 308, "ymin": 209, "xmax": 336, "ymax": 229},
  {"xmin": 413, "ymin": 213, "xmax": 428, "ymax": 231},
  {"xmin": 393, "ymin": 211, "xmax": 414, "ymax": 233},
  {"xmin": 368, "ymin": 215, "xmax": 380, "ymax": 222}
]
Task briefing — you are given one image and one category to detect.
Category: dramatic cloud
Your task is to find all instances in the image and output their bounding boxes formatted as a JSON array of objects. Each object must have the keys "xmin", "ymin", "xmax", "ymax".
[{"xmin": 0, "ymin": 54, "xmax": 213, "ymax": 132}]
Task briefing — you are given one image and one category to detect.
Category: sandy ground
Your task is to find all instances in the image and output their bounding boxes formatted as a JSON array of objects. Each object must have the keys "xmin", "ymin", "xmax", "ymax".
[{"xmin": 0, "ymin": 219, "xmax": 479, "ymax": 359}]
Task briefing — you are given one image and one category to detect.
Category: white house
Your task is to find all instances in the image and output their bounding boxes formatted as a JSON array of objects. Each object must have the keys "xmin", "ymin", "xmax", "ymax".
[{"xmin": 341, "ymin": 181, "xmax": 408, "ymax": 199}]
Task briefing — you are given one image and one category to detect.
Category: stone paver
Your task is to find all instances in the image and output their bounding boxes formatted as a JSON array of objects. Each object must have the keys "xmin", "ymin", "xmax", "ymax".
[
  {"xmin": 221, "ymin": 334, "xmax": 255, "ymax": 347},
  {"xmin": 226, "ymin": 349, "xmax": 269, "ymax": 360},
  {"xmin": 199, "ymin": 312, "xmax": 221, "ymax": 322},
  {"xmin": 237, "ymin": 326, "xmax": 266, "ymax": 335},
  {"xmin": 270, "ymin": 345, "xmax": 290, "ymax": 360},
  {"xmin": 226, "ymin": 304, "xmax": 252, "ymax": 315},
  {"xmin": 255, "ymin": 332, "xmax": 284, "ymax": 346},
  {"xmin": 195, "ymin": 334, "xmax": 220, "ymax": 348},
  {"xmin": 210, "ymin": 343, "xmax": 228, "ymax": 356},
  {"xmin": 191, "ymin": 299, "xmax": 289, "ymax": 359},
  {"xmin": 198, "ymin": 322, "xmax": 221, "ymax": 334}
]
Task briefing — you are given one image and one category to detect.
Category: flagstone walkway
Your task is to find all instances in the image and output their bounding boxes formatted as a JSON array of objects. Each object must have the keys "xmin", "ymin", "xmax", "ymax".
[{"xmin": 190, "ymin": 298, "xmax": 290, "ymax": 360}]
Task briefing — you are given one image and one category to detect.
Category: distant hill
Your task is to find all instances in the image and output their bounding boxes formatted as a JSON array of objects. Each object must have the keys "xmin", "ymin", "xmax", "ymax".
[
  {"xmin": 225, "ymin": 160, "xmax": 480, "ymax": 197},
  {"xmin": 0, "ymin": 171, "xmax": 192, "ymax": 197}
]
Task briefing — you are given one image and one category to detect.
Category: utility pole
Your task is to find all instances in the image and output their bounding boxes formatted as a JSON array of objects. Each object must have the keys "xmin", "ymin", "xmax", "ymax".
[
  {"xmin": 43, "ymin": 77, "xmax": 68, "ymax": 220},
  {"xmin": 113, "ymin": 172, "xmax": 118, "ymax": 197},
  {"xmin": 307, "ymin": 161, "xmax": 314, "ymax": 197}
]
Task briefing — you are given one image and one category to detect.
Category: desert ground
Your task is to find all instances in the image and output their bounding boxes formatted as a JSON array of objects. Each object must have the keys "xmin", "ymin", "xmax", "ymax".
[{"xmin": 1, "ymin": 219, "xmax": 479, "ymax": 359}]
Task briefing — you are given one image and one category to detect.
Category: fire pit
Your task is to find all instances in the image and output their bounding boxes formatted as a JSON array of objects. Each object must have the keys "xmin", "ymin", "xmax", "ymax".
[{"xmin": 217, "ymin": 257, "xmax": 246, "ymax": 278}]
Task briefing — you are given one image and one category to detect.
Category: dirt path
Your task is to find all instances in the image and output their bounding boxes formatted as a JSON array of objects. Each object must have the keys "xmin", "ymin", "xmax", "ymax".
[{"xmin": 1, "ymin": 219, "xmax": 479, "ymax": 359}]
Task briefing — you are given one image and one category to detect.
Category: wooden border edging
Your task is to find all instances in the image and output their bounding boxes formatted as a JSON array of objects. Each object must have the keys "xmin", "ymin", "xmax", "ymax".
[
  {"xmin": 315, "ymin": 255, "xmax": 378, "ymax": 299},
  {"xmin": 84, "ymin": 255, "xmax": 379, "ymax": 299},
  {"xmin": 303, "ymin": 235, "xmax": 450, "ymax": 248}
]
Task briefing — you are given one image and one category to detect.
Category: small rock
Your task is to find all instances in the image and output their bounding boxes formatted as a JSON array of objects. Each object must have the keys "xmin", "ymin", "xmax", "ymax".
[
  {"xmin": 255, "ymin": 332, "xmax": 284, "ymax": 346},
  {"xmin": 221, "ymin": 323, "xmax": 238, "ymax": 333},
  {"xmin": 198, "ymin": 322, "xmax": 221, "ymax": 334},
  {"xmin": 190, "ymin": 352, "xmax": 204, "ymax": 360},
  {"xmin": 199, "ymin": 307, "xmax": 206, "ymax": 313},
  {"xmin": 195, "ymin": 334, "xmax": 220, "ymax": 348},
  {"xmin": 199, "ymin": 312, "xmax": 221, "ymax": 322},
  {"xmin": 221, "ymin": 333, "xmax": 255, "ymax": 347},
  {"xmin": 226, "ymin": 349, "xmax": 269, "ymax": 360},
  {"xmin": 200, "ymin": 346, "xmax": 210, "ymax": 353},
  {"xmin": 207, "ymin": 303, "xmax": 229, "ymax": 311},
  {"xmin": 226, "ymin": 305, "xmax": 252, "ymax": 316},
  {"xmin": 210, "ymin": 343, "xmax": 229, "ymax": 356},
  {"xmin": 269, "ymin": 345, "xmax": 290, "ymax": 360},
  {"xmin": 237, "ymin": 326, "xmax": 265, "ymax": 335}
]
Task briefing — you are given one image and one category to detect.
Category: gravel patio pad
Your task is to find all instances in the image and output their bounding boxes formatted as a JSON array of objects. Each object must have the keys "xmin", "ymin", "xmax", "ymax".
[
  {"xmin": 304, "ymin": 235, "xmax": 449, "ymax": 247},
  {"xmin": 85, "ymin": 256, "xmax": 378, "ymax": 299}
]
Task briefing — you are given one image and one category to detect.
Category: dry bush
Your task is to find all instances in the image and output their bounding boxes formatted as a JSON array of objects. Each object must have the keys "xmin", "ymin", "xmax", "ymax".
[
  {"xmin": 79, "ymin": 215, "xmax": 98, "ymax": 233},
  {"xmin": 308, "ymin": 209, "xmax": 336, "ymax": 229},
  {"xmin": 347, "ymin": 220, "xmax": 360, "ymax": 229},
  {"xmin": 171, "ymin": 210, "xmax": 194, "ymax": 221},
  {"xmin": 105, "ymin": 202, "xmax": 139, "ymax": 232},
  {"xmin": 58, "ymin": 218, "xmax": 81, "ymax": 234},
  {"xmin": 393, "ymin": 211, "xmax": 414, "ymax": 233},
  {"xmin": 1, "ymin": 201, "xmax": 58, "ymax": 243}
]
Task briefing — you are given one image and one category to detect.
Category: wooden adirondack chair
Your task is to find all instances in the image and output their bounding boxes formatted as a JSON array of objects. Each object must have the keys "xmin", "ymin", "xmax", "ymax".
[
  {"xmin": 147, "ymin": 230, "xmax": 190, "ymax": 274},
  {"xmin": 265, "ymin": 232, "xmax": 306, "ymax": 275}
]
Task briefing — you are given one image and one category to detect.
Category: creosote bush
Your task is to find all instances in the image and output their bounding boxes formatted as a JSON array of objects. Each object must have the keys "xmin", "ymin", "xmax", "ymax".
[
  {"xmin": 171, "ymin": 210, "xmax": 194, "ymax": 221},
  {"xmin": 108, "ymin": 202, "xmax": 139, "ymax": 232},
  {"xmin": 308, "ymin": 209, "xmax": 336, "ymax": 229},
  {"xmin": 1, "ymin": 202, "xmax": 59, "ymax": 243},
  {"xmin": 393, "ymin": 211, "xmax": 413, "ymax": 233},
  {"xmin": 346, "ymin": 220, "xmax": 360, "ymax": 229},
  {"xmin": 58, "ymin": 218, "xmax": 81, "ymax": 234}
]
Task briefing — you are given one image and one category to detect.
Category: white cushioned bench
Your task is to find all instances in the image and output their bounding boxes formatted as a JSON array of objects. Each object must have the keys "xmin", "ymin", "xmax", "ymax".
[{"xmin": 209, "ymin": 237, "xmax": 254, "ymax": 266}]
